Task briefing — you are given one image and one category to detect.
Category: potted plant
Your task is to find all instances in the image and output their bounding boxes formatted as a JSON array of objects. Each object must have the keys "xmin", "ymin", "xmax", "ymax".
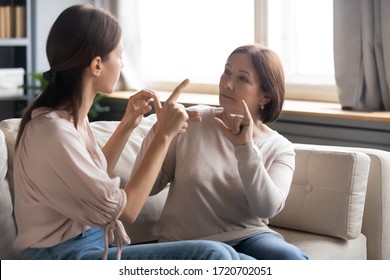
[{"xmin": 23, "ymin": 73, "xmax": 110, "ymax": 121}]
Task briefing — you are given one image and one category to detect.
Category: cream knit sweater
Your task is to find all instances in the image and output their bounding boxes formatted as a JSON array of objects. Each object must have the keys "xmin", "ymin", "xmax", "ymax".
[{"xmin": 133, "ymin": 105, "xmax": 295, "ymax": 245}]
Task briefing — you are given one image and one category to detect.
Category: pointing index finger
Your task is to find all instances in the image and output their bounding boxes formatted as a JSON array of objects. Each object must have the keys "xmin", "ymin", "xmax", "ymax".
[
  {"xmin": 241, "ymin": 100, "xmax": 252, "ymax": 121},
  {"xmin": 166, "ymin": 79, "xmax": 190, "ymax": 103}
]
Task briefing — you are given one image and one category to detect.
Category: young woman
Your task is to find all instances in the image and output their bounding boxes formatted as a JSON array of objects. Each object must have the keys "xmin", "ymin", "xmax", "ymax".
[
  {"xmin": 12, "ymin": 4, "xmax": 248, "ymax": 260},
  {"xmin": 133, "ymin": 45, "xmax": 308, "ymax": 260}
]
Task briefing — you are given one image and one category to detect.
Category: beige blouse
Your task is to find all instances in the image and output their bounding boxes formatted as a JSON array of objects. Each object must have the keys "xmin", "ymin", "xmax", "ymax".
[{"xmin": 13, "ymin": 108, "xmax": 129, "ymax": 259}]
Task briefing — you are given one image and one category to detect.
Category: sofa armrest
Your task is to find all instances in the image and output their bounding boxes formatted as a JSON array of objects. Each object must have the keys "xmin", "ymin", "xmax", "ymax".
[{"xmin": 330, "ymin": 147, "xmax": 390, "ymax": 260}]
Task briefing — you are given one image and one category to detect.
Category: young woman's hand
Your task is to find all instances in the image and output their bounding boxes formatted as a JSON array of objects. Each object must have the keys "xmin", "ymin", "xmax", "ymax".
[
  {"xmin": 122, "ymin": 90, "xmax": 156, "ymax": 130},
  {"xmin": 214, "ymin": 100, "xmax": 254, "ymax": 146},
  {"xmin": 153, "ymin": 79, "xmax": 201, "ymax": 139}
]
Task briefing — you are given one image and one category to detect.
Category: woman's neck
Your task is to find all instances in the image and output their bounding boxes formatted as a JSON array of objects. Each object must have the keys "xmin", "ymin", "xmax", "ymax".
[{"xmin": 78, "ymin": 87, "xmax": 96, "ymax": 126}]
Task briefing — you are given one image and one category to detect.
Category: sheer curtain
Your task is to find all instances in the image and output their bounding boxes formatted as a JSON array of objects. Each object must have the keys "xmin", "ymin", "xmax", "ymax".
[
  {"xmin": 100, "ymin": 0, "xmax": 144, "ymax": 90},
  {"xmin": 334, "ymin": 0, "xmax": 390, "ymax": 111}
]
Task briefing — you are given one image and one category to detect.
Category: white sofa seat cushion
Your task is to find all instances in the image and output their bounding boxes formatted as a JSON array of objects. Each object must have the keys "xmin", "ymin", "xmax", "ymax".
[
  {"xmin": 271, "ymin": 226, "xmax": 367, "ymax": 260},
  {"xmin": 270, "ymin": 145, "xmax": 370, "ymax": 240}
]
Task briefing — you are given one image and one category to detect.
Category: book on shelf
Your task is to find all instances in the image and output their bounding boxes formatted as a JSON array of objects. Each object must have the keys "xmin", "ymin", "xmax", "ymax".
[
  {"xmin": 0, "ymin": 0, "xmax": 26, "ymax": 39},
  {"xmin": 14, "ymin": 4, "xmax": 25, "ymax": 37}
]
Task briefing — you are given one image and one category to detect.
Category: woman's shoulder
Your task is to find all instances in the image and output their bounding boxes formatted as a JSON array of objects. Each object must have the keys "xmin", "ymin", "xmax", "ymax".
[
  {"xmin": 28, "ymin": 108, "xmax": 76, "ymax": 140},
  {"xmin": 255, "ymin": 129, "xmax": 294, "ymax": 152},
  {"xmin": 31, "ymin": 108, "xmax": 72, "ymax": 125}
]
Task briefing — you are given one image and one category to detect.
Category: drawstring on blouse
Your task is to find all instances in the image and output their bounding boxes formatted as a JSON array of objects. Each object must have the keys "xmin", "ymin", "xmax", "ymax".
[
  {"xmin": 103, "ymin": 219, "xmax": 131, "ymax": 260},
  {"xmin": 102, "ymin": 189, "xmax": 131, "ymax": 260}
]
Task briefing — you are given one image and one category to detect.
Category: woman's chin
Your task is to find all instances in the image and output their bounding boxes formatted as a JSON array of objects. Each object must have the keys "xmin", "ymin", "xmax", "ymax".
[{"xmin": 219, "ymin": 95, "xmax": 236, "ymax": 106}]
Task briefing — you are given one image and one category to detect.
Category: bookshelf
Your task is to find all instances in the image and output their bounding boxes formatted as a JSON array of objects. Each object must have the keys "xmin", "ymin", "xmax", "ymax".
[{"xmin": 0, "ymin": 0, "xmax": 31, "ymax": 120}]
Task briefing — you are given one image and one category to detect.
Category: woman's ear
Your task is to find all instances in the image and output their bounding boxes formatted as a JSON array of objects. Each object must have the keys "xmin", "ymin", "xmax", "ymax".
[
  {"xmin": 260, "ymin": 94, "xmax": 271, "ymax": 106},
  {"xmin": 89, "ymin": 56, "xmax": 102, "ymax": 77}
]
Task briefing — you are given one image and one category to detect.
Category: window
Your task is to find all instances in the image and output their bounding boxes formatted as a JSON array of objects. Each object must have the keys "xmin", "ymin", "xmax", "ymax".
[
  {"xmin": 119, "ymin": 0, "xmax": 336, "ymax": 102},
  {"xmin": 267, "ymin": 0, "xmax": 336, "ymax": 101}
]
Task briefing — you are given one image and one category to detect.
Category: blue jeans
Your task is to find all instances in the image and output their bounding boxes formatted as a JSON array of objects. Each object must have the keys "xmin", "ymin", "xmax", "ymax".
[
  {"xmin": 21, "ymin": 227, "xmax": 253, "ymax": 260},
  {"xmin": 233, "ymin": 233, "xmax": 308, "ymax": 260}
]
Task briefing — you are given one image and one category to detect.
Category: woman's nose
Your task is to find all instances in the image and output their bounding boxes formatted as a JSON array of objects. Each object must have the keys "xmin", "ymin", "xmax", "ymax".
[{"xmin": 224, "ymin": 78, "xmax": 233, "ymax": 90}]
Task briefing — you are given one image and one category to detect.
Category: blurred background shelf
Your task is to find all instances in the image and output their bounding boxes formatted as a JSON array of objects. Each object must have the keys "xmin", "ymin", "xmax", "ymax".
[{"xmin": 0, "ymin": 0, "xmax": 31, "ymax": 120}]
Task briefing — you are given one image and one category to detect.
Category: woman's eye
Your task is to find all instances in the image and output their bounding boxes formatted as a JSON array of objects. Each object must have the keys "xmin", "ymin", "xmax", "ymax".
[
  {"xmin": 239, "ymin": 76, "xmax": 249, "ymax": 83},
  {"xmin": 224, "ymin": 68, "xmax": 231, "ymax": 75}
]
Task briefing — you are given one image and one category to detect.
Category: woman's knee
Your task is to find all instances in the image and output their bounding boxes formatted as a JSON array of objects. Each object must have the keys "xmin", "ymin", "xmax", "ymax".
[
  {"xmin": 198, "ymin": 241, "xmax": 241, "ymax": 260},
  {"xmin": 235, "ymin": 233, "xmax": 308, "ymax": 260},
  {"xmin": 275, "ymin": 243, "xmax": 308, "ymax": 260}
]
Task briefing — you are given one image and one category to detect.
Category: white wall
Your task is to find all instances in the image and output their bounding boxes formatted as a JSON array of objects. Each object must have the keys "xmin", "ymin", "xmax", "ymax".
[{"xmin": 33, "ymin": 0, "xmax": 91, "ymax": 72}]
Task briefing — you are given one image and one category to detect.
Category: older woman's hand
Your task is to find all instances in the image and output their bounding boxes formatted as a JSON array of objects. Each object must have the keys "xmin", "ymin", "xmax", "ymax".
[{"xmin": 214, "ymin": 100, "xmax": 254, "ymax": 146}]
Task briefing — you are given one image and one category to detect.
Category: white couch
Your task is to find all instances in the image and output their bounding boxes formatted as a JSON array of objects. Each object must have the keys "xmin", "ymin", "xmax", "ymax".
[{"xmin": 1, "ymin": 116, "xmax": 389, "ymax": 260}]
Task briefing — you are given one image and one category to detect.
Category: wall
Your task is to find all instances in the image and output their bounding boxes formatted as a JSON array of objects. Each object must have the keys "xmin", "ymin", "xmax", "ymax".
[{"xmin": 32, "ymin": 0, "xmax": 91, "ymax": 73}]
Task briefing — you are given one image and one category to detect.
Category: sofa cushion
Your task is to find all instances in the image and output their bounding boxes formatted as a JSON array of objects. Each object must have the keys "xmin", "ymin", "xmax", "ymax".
[
  {"xmin": 90, "ymin": 114, "xmax": 166, "ymax": 244},
  {"xmin": 90, "ymin": 115, "xmax": 156, "ymax": 189},
  {"xmin": 0, "ymin": 129, "xmax": 19, "ymax": 259},
  {"xmin": 269, "ymin": 145, "xmax": 370, "ymax": 240},
  {"xmin": 0, "ymin": 118, "xmax": 19, "ymax": 201}
]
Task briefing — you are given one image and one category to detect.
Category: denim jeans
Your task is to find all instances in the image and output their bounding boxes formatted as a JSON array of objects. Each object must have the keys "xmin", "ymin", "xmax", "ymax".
[
  {"xmin": 233, "ymin": 232, "xmax": 308, "ymax": 260},
  {"xmin": 21, "ymin": 227, "xmax": 254, "ymax": 260}
]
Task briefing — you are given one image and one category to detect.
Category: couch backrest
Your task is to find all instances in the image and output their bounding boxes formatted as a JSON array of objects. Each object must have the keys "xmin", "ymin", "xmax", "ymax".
[
  {"xmin": 0, "ymin": 127, "xmax": 20, "ymax": 259},
  {"xmin": 89, "ymin": 115, "xmax": 168, "ymax": 244}
]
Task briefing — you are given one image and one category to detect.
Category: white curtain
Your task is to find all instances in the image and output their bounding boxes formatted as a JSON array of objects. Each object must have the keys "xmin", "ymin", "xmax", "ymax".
[
  {"xmin": 334, "ymin": 0, "xmax": 390, "ymax": 111},
  {"xmin": 99, "ymin": 0, "xmax": 144, "ymax": 90}
]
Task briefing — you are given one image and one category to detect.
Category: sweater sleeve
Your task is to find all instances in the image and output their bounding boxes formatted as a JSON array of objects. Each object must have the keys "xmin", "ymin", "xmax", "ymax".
[{"xmin": 234, "ymin": 140, "xmax": 295, "ymax": 218}]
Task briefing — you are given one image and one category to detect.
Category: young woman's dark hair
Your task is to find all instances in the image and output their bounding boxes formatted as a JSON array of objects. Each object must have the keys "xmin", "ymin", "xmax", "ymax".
[
  {"xmin": 16, "ymin": 4, "xmax": 121, "ymax": 148},
  {"xmin": 228, "ymin": 45, "xmax": 285, "ymax": 124}
]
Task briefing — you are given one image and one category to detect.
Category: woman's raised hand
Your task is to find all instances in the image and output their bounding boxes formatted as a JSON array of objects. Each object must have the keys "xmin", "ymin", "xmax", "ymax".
[
  {"xmin": 153, "ymin": 79, "xmax": 201, "ymax": 139},
  {"xmin": 214, "ymin": 100, "xmax": 254, "ymax": 146},
  {"xmin": 122, "ymin": 89, "xmax": 156, "ymax": 130}
]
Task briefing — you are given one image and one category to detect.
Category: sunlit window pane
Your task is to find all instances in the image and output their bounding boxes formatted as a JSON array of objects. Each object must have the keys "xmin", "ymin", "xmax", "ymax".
[
  {"xmin": 268, "ymin": 0, "xmax": 334, "ymax": 85},
  {"xmin": 137, "ymin": 0, "xmax": 254, "ymax": 85}
]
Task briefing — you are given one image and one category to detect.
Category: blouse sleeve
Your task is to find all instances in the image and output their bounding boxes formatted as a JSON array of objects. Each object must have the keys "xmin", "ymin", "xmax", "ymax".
[{"xmin": 22, "ymin": 117, "xmax": 126, "ymax": 227}]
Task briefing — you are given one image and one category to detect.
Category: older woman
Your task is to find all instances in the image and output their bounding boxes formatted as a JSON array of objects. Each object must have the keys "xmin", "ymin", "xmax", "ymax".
[{"xmin": 133, "ymin": 44, "xmax": 308, "ymax": 260}]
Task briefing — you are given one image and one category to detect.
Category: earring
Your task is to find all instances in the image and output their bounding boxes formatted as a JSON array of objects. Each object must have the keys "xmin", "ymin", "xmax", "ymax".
[{"xmin": 260, "ymin": 105, "xmax": 265, "ymax": 110}]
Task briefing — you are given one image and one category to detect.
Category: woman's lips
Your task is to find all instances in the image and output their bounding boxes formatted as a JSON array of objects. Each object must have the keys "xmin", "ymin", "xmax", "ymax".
[{"xmin": 220, "ymin": 93, "xmax": 236, "ymax": 101}]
